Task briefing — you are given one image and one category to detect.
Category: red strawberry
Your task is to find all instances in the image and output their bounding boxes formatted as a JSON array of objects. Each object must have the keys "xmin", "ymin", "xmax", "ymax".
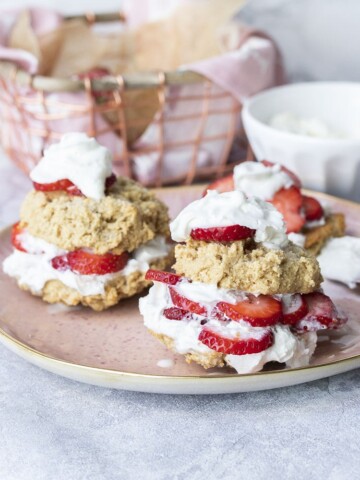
[
  {"xmin": 77, "ymin": 67, "xmax": 111, "ymax": 100},
  {"xmin": 295, "ymin": 292, "xmax": 347, "ymax": 331},
  {"xmin": 11, "ymin": 222, "xmax": 27, "ymax": 252},
  {"xmin": 204, "ymin": 174, "xmax": 234, "ymax": 196},
  {"xmin": 261, "ymin": 160, "xmax": 302, "ymax": 188},
  {"xmin": 198, "ymin": 327, "xmax": 274, "ymax": 355},
  {"xmin": 51, "ymin": 250, "xmax": 128, "ymax": 275},
  {"xmin": 145, "ymin": 269, "xmax": 182, "ymax": 285},
  {"xmin": 217, "ymin": 295, "xmax": 282, "ymax": 327},
  {"xmin": 271, "ymin": 186, "xmax": 305, "ymax": 233},
  {"xmin": 302, "ymin": 195, "xmax": 324, "ymax": 221},
  {"xmin": 190, "ymin": 225, "xmax": 255, "ymax": 243},
  {"xmin": 163, "ymin": 307, "xmax": 192, "ymax": 321},
  {"xmin": 33, "ymin": 173, "xmax": 116, "ymax": 197},
  {"xmin": 169, "ymin": 287, "xmax": 207, "ymax": 316},
  {"xmin": 281, "ymin": 294, "xmax": 308, "ymax": 325}
]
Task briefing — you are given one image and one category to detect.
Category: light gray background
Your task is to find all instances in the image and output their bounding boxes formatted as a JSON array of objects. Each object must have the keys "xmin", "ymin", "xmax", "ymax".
[{"xmin": 1, "ymin": 1, "xmax": 360, "ymax": 479}]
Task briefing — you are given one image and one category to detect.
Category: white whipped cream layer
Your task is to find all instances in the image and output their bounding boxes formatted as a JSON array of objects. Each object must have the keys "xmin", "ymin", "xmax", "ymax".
[
  {"xmin": 3, "ymin": 232, "xmax": 171, "ymax": 296},
  {"xmin": 30, "ymin": 133, "xmax": 112, "ymax": 200},
  {"xmin": 140, "ymin": 282, "xmax": 317, "ymax": 374},
  {"xmin": 233, "ymin": 161, "xmax": 294, "ymax": 200},
  {"xmin": 318, "ymin": 236, "xmax": 360, "ymax": 288},
  {"xmin": 170, "ymin": 190, "xmax": 288, "ymax": 249},
  {"xmin": 288, "ymin": 232, "xmax": 306, "ymax": 248}
]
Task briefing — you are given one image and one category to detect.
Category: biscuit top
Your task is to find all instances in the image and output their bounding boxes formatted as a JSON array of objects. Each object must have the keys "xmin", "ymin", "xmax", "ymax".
[
  {"xmin": 30, "ymin": 133, "xmax": 112, "ymax": 200},
  {"xmin": 233, "ymin": 161, "xmax": 294, "ymax": 200},
  {"xmin": 20, "ymin": 177, "xmax": 170, "ymax": 255},
  {"xmin": 170, "ymin": 190, "xmax": 288, "ymax": 249}
]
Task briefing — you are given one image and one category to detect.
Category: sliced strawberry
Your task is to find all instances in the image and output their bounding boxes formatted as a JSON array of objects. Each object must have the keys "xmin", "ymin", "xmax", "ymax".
[
  {"xmin": 204, "ymin": 174, "xmax": 234, "ymax": 196},
  {"xmin": 281, "ymin": 294, "xmax": 308, "ymax": 325},
  {"xmin": 33, "ymin": 174, "xmax": 116, "ymax": 197},
  {"xmin": 169, "ymin": 287, "xmax": 207, "ymax": 316},
  {"xmin": 11, "ymin": 222, "xmax": 27, "ymax": 252},
  {"xmin": 198, "ymin": 327, "xmax": 274, "ymax": 355},
  {"xmin": 302, "ymin": 195, "xmax": 324, "ymax": 222},
  {"xmin": 295, "ymin": 292, "xmax": 347, "ymax": 331},
  {"xmin": 261, "ymin": 160, "xmax": 301, "ymax": 188},
  {"xmin": 271, "ymin": 186, "xmax": 305, "ymax": 233},
  {"xmin": 145, "ymin": 269, "xmax": 182, "ymax": 285},
  {"xmin": 163, "ymin": 307, "xmax": 192, "ymax": 321},
  {"xmin": 51, "ymin": 249, "xmax": 128, "ymax": 275},
  {"xmin": 190, "ymin": 225, "xmax": 255, "ymax": 243},
  {"xmin": 77, "ymin": 67, "xmax": 111, "ymax": 100},
  {"xmin": 217, "ymin": 295, "xmax": 282, "ymax": 327}
]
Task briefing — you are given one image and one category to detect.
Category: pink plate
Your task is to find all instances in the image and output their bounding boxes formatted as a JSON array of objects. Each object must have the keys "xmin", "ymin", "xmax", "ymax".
[{"xmin": 0, "ymin": 185, "xmax": 359, "ymax": 394}]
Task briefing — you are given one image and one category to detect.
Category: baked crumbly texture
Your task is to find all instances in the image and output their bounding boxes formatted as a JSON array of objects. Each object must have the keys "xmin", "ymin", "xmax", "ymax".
[
  {"xmin": 173, "ymin": 239, "xmax": 323, "ymax": 295},
  {"xmin": 17, "ymin": 255, "xmax": 173, "ymax": 311},
  {"xmin": 149, "ymin": 330, "xmax": 225, "ymax": 369},
  {"xmin": 304, "ymin": 213, "xmax": 345, "ymax": 256},
  {"xmin": 20, "ymin": 177, "xmax": 170, "ymax": 255}
]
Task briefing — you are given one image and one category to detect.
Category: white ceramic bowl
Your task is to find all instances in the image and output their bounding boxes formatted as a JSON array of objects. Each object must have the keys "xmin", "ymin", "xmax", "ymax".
[{"xmin": 242, "ymin": 82, "xmax": 360, "ymax": 201}]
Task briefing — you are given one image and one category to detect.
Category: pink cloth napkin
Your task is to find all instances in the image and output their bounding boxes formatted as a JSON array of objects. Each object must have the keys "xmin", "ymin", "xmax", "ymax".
[{"xmin": 0, "ymin": 8, "xmax": 283, "ymax": 185}]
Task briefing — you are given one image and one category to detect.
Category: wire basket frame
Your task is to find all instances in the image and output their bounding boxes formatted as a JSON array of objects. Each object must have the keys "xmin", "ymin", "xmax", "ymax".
[{"xmin": 0, "ymin": 12, "xmax": 245, "ymax": 187}]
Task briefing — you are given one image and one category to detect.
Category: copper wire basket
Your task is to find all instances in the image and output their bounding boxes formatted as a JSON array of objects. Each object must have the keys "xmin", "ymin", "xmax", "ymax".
[{"xmin": 0, "ymin": 12, "xmax": 247, "ymax": 187}]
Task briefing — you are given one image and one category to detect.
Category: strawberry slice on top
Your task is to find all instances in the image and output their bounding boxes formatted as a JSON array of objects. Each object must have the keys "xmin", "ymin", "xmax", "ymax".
[
  {"xmin": 198, "ymin": 327, "xmax": 274, "ymax": 355},
  {"xmin": 302, "ymin": 195, "xmax": 324, "ymax": 222},
  {"xmin": 11, "ymin": 222, "xmax": 27, "ymax": 252},
  {"xmin": 217, "ymin": 295, "xmax": 282, "ymax": 327},
  {"xmin": 204, "ymin": 174, "xmax": 234, "ymax": 196},
  {"xmin": 270, "ymin": 186, "xmax": 305, "ymax": 233},
  {"xmin": 190, "ymin": 225, "xmax": 255, "ymax": 243},
  {"xmin": 51, "ymin": 249, "xmax": 128, "ymax": 275},
  {"xmin": 33, "ymin": 173, "xmax": 116, "ymax": 197}
]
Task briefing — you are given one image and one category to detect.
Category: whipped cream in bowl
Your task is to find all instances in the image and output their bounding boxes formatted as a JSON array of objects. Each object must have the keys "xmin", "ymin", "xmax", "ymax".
[
  {"xmin": 30, "ymin": 133, "xmax": 113, "ymax": 200},
  {"xmin": 170, "ymin": 190, "xmax": 288, "ymax": 249}
]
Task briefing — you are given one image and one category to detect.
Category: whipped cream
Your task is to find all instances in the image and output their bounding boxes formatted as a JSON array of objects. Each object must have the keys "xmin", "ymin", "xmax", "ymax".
[
  {"xmin": 288, "ymin": 232, "xmax": 306, "ymax": 248},
  {"xmin": 3, "ymin": 232, "xmax": 170, "ymax": 296},
  {"xmin": 170, "ymin": 190, "xmax": 288, "ymax": 249},
  {"xmin": 317, "ymin": 236, "xmax": 360, "ymax": 288},
  {"xmin": 226, "ymin": 329, "xmax": 317, "ymax": 373},
  {"xmin": 30, "ymin": 133, "xmax": 112, "ymax": 200},
  {"xmin": 140, "ymin": 282, "xmax": 318, "ymax": 374},
  {"xmin": 269, "ymin": 112, "xmax": 345, "ymax": 139},
  {"xmin": 233, "ymin": 161, "xmax": 294, "ymax": 200}
]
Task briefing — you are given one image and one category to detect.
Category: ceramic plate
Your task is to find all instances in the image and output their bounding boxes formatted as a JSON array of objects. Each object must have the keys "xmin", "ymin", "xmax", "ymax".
[{"xmin": 0, "ymin": 186, "xmax": 359, "ymax": 394}]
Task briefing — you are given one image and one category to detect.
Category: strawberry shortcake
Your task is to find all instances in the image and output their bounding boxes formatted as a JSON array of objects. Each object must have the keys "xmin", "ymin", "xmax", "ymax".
[
  {"xmin": 3, "ymin": 133, "xmax": 173, "ymax": 310},
  {"xmin": 139, "ymin": 190, "xmax": 346, "ymax": 374},
  {"xmin": 207, "ymin": 160, "xmax": 345, "ymax": 256}
]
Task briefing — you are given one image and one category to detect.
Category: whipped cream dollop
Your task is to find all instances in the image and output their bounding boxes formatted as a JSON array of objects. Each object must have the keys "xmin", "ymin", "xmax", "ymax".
[
  {"xmin": 233, "ymin": 161, "xmax": 294, "ymax": 200},
  {"xmin": 140, "ymin": 282, "xmax": 317, "ymax": 374},
  {"xmin": 288, "ymin": 232, "xmax": 306, "ymax": 248},
  {"xmin": 3, "ymin": 232, "xmax": 171, "ymax": 296},
  {"xmin": 30, "ymin": 133, "xmax": 112, "ymax": 200},
  {"xmin": 269, "ymin": 112, "xmax": 345, "ymax": 139},
  {"xmin": 318, "ymin": 236, "xmax": 360, "ymax": 288},
  {"xmin": 170, "ymin": 190, "xmax": 288, "ymax": 249}
]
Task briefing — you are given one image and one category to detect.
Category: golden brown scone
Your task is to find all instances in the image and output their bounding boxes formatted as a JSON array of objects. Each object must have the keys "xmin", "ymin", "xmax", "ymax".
[
  {"xmin": 304, "ymin": 213, "xmax": 346, "ymax": 256},
  {"xmin": 17, "ymin": 254, "xmax": 173, "ymax": 311},
  {"xmin": 149, "ymin": 330, "xmax": 225, "ymax": 369},
  {"xmin": 173, "ymin": 239, "xmax": 322, "ymax": 295},
  {"xmin": 20, "ymin": 177, "xmax": 170, "ymax": 255}
]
